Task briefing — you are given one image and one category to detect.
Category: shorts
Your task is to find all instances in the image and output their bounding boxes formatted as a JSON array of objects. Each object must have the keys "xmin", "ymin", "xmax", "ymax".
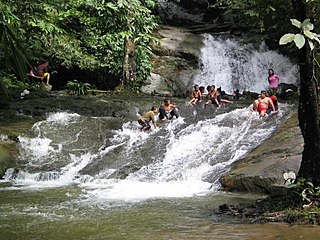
[{"xmin": 257, "ymin": 103, "xmax": 267, "ymax": 113}]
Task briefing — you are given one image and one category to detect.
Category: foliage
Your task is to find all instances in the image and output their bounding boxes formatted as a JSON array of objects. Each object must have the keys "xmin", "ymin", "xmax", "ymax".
[
  {"xmin": 66, "ymin": 80, "xmax": 91, "ymax": 95},
  {"xmin": 0, "ymin": 0, "xmax": 158, "ymax": 97},
  {"xmin": 279, "ymin": 18, "xmax": 320, "ymax": 49},
  {"xmin": 0, "ymin": 2, "xmax": 30, "ymax": 85},
  {"xmin": 288, "ymin": 178, "xmax": 320, "ymax": 206}
]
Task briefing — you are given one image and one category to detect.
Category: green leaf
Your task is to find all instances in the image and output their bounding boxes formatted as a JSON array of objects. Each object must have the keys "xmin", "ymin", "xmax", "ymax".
[
  {"xmin": 302, "ymin": 19, "xmax": 314, "ymax": 31},
  {"xmin": 308, "ymin": 40, "xmax": 314, "ymax": 50},
  {"xmin": 294, "ymin": 34, "xmax": 305, "ymax": 49},
  {"xmin": 304, "ymin": 30, "xmax": 315, "ymax": 39},
  {"xmin": 269, "ymin": 6, "xmax": 276, "ymax": 11},
  {"xmin": 279, "ymin": 33, "xmax": 295, "ymax": 45},
  {"xmin": 290, "ymin": 19, "xmax": 302, "ymax": 29},
  {"xmin": 314, "ymin": 36, "xmax": 320, "ymax": 44}
]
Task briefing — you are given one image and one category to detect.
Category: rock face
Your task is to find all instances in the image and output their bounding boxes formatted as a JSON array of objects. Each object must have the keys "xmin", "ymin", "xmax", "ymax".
[
  {"xmin": 0, "ymin": 143, "xmax": 15, "ymax": 178},
  {"xmin": 141, "ymin": 26, "xmax": 203, "ymax": 97},
  {"xmin": 220, "ymin": 112, "xmax": 303, "ymax": 193}
]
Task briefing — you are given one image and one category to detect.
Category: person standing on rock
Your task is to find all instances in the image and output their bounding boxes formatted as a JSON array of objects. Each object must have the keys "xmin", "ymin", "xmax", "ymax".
[
  {"xmin": 137, "ymin": 106, "xmax": 158, "ymax": 131},
  {"xmin": 267, "ymin": 69, "xmax": 280, "ymax": 95},
  {"xmin": 159, "ymin": 99, "xmax": 179, "ymax": 120}
]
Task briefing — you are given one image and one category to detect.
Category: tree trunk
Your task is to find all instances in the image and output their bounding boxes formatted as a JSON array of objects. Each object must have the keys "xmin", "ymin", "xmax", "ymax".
[
  {"xmin": 291, "ymin": 0, "xmax": 320, "ymax": 184},
  {"xmin": 121, "ymin": 38, "xmax": 136, "ymax": 87}
]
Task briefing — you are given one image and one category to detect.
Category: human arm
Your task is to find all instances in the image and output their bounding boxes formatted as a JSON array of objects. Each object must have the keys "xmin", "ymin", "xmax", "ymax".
[
  {"xmin": 150, "ymin": 113, "xmax": 157, "ymax": 128},
  {"xmin": 268, "ymin": 98, "xmax": 275, "ymax": 111}
]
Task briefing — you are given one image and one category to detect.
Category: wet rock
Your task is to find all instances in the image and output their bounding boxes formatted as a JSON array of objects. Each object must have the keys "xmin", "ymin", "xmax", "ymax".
[
  {"xmin": 141, "ymin": 73, "xmax": 171, "ymax": 96},
  {"xmin": 220, "ymin": 112, "xmax": 303, "ymax": 193},
  {"xmin": 242, "ymin": 91, "xmax": 259, "ymax": 100},
  {"xmin": 278, "ymin": 83, "xmax": 299, "ymax": 100},
  {"xmin": 145, "ymin": 26, "xmax": 203, "ymax": 97},
  {"xmin": 0, "ymin": 145, "xmax": 15, "ymax": 178}
]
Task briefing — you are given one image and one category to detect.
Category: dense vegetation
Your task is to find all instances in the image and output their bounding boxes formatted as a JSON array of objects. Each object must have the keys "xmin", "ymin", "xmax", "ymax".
[{"xmin": 0, "ymin": 0, "xmax": 158, "ymax": 103}]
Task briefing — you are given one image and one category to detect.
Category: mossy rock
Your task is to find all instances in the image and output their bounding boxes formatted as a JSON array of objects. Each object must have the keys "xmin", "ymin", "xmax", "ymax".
[{"xmin": 0, "ymin": 144, "xmax": 15, "ymax": 178}]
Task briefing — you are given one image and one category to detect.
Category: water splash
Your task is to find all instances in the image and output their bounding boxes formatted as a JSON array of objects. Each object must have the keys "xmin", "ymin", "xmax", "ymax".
[
  {"xmin": 195, "ymin": 34, "xmax": 299, "ymax": 93},
  {"xmin": 1, "ymin": 104, "xmax": 293, "ymax": 201}
]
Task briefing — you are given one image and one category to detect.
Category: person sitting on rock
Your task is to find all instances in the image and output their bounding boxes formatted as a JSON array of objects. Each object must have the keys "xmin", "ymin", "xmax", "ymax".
[
  {"xmin": 30, "ymin": 61, "xmax": 50, "ymax": 85},
  {"xmin": 204, "ymin": 85, "xmax": 220, "ymax": 108},
  {"xmin": 189, "ymin": 84, "xmax": 202, "ymax": 105},
  {"xmin": 159, "ymin": 99, "xmax": 179, "ymax": 120},
  {"xmin": 138, "ymin": 106, "xmax": 158, "ymax": 131}
]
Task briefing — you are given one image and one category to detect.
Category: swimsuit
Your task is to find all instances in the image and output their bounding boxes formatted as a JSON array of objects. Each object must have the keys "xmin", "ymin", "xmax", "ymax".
[{"xmin": 257, "ymin": 102, "xmax": 267, "ymax": 113}]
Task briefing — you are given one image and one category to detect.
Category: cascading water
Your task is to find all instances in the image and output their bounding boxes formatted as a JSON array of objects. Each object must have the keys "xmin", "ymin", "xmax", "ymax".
[
  {"xmin": 194, "ymin": 34, "xmax": 299, "ymax": 93},
  {"xmin": 0, "ymin": 35, "xmax": 299, "ymax": 204},
  {"xmin": 2, "ymin": 103, "xmax": 294, "ymax": 202}
]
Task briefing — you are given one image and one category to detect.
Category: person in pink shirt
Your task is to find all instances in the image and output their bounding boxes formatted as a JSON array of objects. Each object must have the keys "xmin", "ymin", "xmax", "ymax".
[{"xmin": 267, "ymin": 69, "xmax": 280, "ymax": 95}]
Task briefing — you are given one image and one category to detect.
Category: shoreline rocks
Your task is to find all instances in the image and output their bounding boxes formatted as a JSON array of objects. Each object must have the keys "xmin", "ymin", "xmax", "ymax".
[{"xmin": 220, "ymin": 112, "xmax": 303, "ymax": 193}]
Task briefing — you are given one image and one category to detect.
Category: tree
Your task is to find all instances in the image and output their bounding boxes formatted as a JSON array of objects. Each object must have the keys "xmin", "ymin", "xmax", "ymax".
[
  {"xmin": 288, "ymin": 0, "xmax": 320, "ymax": 185},
  {"xmin": 0, "ymin": 0, "xmax": 158, "ymax": 95}
]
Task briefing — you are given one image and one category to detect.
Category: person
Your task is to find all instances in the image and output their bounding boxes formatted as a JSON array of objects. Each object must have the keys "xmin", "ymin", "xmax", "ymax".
[
  {"xmin": 32, "ymin": 61, "xmax": 51, "ymax": 85},
  {"xmin": 267, "ymin": 69, "xmax": 280, "ymax": 95},
  {"xmin": 266, "ymin": 90, "xmax": 279, "ymax": 114},
  {"xmin": 233, "ymin": 89, "xmax": 241, "ymax": 100},
  {"xmin": 204, "ymin": 85, "xmax": 220, "ymax": 108},
  {"xmin": 159, "ymin": 99, "xmax": 179, "ymax": 120},
  {"xmin": 189, "ymin": 85, "xmax": 202, "ymax": 105},
  {"xmin": 138, "ymin": 106, "xmax": 158, "ymax": 131},
  {"xmin": 217, "ymin": 87, "xmax": 233, "ymax": 104},
  {"xmin": 252, "ymin": 90, "xmax": 275, "ymax": 117}
]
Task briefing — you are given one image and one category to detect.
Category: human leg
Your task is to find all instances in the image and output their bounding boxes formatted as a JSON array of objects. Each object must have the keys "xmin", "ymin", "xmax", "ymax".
[
  {"xmin": 169, "ymin": 108, "xmax": 179, "ymax": 119},
  {"xmin": 252, "ymin": 100, "xmax": 259, "ymax": 112},
  {"xmin": 158, "ymin": 106, "xmax": 166, "ymax": 120}
]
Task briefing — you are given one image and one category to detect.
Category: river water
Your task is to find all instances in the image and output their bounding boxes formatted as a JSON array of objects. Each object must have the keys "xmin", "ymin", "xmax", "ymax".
[{"xmin": 1, "ymin": 37, "xmax": 319, "ymax": 239}]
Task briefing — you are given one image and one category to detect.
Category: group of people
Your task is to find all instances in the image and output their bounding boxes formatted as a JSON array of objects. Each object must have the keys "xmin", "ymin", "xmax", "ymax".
[
  {"xmin": 137, "ymin": 99, "xmax": 179, "ymax": 131},
  {"xmin": 252, "ymin": 69, "xmax": 280, "ymax": 117},
  {"xmin": 189, "ymin": 84, "xmax": 233, "ymax": 107},
  {"xmin": 138, "ymin": 68, "xmax": 280, "ymax": 131}
]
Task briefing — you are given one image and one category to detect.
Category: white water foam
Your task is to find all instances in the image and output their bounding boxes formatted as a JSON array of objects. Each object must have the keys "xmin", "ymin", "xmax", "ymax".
[
  {"xmin": 2, "ymin": 107, "xmax": 291, "ymax": 202},
  {"xmin": 79, "ymin": 107, "xmax": 289, "ymax": 202},
  {"xmin": 194, "ymin": 34, "xmax": 299, "ymax": 93}
]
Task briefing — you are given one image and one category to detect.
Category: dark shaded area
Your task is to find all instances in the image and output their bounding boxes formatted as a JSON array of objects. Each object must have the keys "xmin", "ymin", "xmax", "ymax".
[{"xmin": 51, "ymin": 67, "xmax": 120, "ymax": 91}]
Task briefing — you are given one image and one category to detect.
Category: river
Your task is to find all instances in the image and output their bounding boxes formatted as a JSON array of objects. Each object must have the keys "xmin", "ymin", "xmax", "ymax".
[{"xmin": 1, "ymin": 36, "xmax": 319, "ymax": 239}]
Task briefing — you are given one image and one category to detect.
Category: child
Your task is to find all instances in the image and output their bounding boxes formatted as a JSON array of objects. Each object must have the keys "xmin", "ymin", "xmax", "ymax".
[{"xmin": 189, "ymin": 85, "xmax": 202, "ymax": 105}]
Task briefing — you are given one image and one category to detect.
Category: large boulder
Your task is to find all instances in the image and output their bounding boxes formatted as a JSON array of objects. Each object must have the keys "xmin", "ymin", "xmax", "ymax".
[
  {"xmin": 141, "ymin": 26, "xmax": 202, "ymax": 97},
  {"xmin": 0, "ymin": 143, "xmax": 16, "ymax": 178},
  {"xmin": 220, "ymin": 112, "xmax": 303, "ymax": 193}
]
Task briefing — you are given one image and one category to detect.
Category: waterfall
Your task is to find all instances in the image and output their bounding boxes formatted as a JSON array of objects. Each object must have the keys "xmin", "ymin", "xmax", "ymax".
[
  {"xmin": 2, "ymin": 104, "xmax": 294, "ymax": 201},
  {"xmin": 0, "ymin": 35, "xmax": 299, "ymax": 202},
  {"xmin": 194, "ymin": 34, "xmax": 299, "ymax": 94}
]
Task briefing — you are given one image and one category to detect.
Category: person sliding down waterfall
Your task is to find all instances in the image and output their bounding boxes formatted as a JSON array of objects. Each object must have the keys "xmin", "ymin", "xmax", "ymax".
[
  {"xmin": 137, "ymin": 106, "xmax": 158, "ymax": 131},
  {"xmin": 252, "ymin": 90, "xmax": 275, "ymax": 117},
  {"xmin": 159, "ymin": 99, "xmax": 179, "ymax": 121}
]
